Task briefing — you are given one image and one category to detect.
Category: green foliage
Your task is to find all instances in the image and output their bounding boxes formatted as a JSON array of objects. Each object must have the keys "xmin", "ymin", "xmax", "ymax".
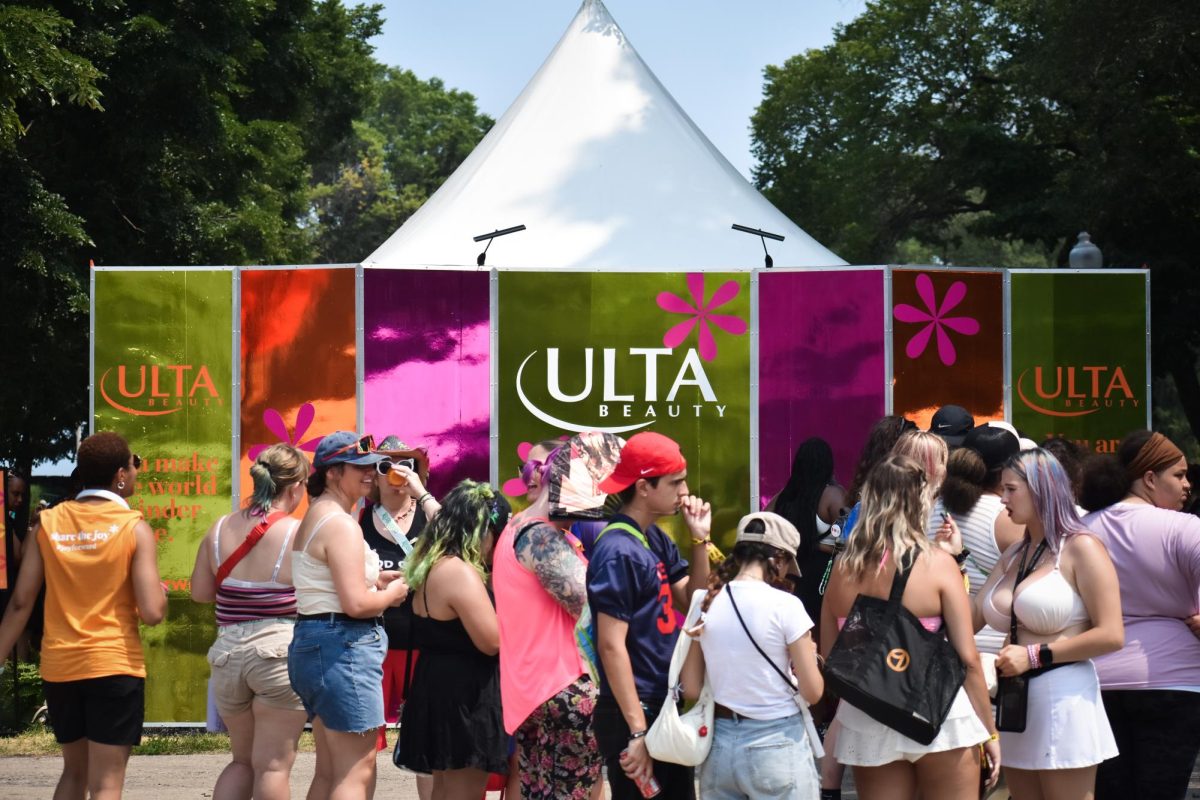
[
  {"xmin": 753, "ymin": 0, "xmax": 1200, "ymax": 440},
  {"xmin": 310, "ymin": 68, "xmax": 493, "ymax": 262},
  {"xmin": 0, "ymin": 661, "xmax": 45, "ymax": 735}
]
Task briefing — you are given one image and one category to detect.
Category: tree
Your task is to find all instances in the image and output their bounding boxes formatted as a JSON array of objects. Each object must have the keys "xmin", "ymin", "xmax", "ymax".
[
  {"xmin": 752, "ymin": 0, "xmax": 1200, "ymax": 450},
  {"xmin": 310, "ymin": 68, "xmax": 493, "ymax": 263}
]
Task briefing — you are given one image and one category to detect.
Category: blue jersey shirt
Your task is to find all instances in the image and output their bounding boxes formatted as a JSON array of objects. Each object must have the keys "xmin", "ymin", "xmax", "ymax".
[{"xmin": 586, "ymin": 513, "xmax": 689, "ymax": 702}]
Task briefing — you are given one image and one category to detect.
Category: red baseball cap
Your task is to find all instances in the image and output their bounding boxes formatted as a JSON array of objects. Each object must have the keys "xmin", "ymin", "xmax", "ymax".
[{"xmin": 598, "ymin": 431, "xmax": 687, "ymax": 493}]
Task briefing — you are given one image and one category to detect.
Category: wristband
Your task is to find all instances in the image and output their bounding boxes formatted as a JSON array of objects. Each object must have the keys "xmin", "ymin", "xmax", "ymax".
[
  {"xmin": 954, "ymin": 547, "xmax": 970, "ymax": 565},
  {"xmin": 988, "ymin": 731, "xmax": 999, "ymax": 742},
  {"xmin": 417, "ymin": 492, "xmax": 435, "ymax": 506},
  {"xmin": 628, "ymin": 729, "xmax": 648, "ymax": 740},
  {"xmin": 691, "ymin": 536, "xmax": 711, "ymax": 546},
  {"xmin": 1027, "ymin": 643, "xmax": 1041, "ymax": 669}
]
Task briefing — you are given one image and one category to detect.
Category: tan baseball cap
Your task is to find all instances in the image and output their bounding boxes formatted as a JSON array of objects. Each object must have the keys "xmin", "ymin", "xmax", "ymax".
[{"xmin": 736, "ymin": 512, "xmax": 802, "ymax": 576}]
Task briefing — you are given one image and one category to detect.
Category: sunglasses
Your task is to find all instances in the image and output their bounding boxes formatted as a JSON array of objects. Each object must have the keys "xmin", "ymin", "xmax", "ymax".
[
  {"xmin": 131, "ymin": 454, "xmax": 142, "ymax": 469},
  {"xmin": 326, "ymin": 434, "xmax": 375, "ymax": 461},
  {"xmin": 376, "ymin": 458, "xmax": 416, "ymax": 476}
]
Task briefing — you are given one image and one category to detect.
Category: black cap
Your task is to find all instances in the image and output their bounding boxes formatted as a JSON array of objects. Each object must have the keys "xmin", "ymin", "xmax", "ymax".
[
  {"xmin": 963, "ymin": 425, "xmax": 1020, "ymax": 473},
  {"xmin": 929, "ymin": 405, "xmax": 974, "ymax": 446}
]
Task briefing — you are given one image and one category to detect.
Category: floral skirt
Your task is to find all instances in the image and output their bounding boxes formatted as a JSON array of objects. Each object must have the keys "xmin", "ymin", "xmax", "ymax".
[{"xmin": 515, "ymin": 675, "xmax": 601, "ymax": 800}]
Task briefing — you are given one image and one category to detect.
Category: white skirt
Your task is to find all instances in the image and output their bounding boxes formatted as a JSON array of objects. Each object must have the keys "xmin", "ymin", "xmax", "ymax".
[
  {"xmin": 834, "ymin": 686, "xmax": 988, "ymax": 766},
  {"xmin": 1000, "ymin": 660, "xmax": 1118, "ymax": 770}
]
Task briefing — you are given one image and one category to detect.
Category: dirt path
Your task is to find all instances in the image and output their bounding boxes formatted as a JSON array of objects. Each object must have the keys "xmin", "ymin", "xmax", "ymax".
[{"xmin": 0, "ymin": 749, "xmax": 425, "ymax": 799}]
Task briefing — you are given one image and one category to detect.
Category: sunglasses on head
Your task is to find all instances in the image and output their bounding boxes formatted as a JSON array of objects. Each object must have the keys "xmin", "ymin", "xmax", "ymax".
[{"xmin": 327, "ymin": 434, "xmax": 376, "ymax": 461}]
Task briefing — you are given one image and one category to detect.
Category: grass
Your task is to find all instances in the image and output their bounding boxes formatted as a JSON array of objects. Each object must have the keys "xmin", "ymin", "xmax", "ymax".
[{"xmin": 0, "ymin": 728, "xmax": 338, "ymax": 757}]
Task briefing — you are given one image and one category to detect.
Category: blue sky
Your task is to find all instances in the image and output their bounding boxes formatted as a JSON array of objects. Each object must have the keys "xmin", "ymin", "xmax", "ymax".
[{"xmin": 363, "ymin": 1, "xmax": 866, "ymax": 178}]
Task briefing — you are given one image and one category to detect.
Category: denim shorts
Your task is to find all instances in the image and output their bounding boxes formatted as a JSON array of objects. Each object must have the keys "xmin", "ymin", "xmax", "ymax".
[
  {"xmin": 699, "ymin": 712, "xmax": 820, "ymax": 800},
  {"xmin": 288, "ymin": 617, "xmax": 387, "ymax": 733}
]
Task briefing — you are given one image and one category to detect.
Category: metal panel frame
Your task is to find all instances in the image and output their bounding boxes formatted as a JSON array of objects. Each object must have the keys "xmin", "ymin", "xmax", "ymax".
[
  {"xmin": 489, "ymin": 269, "xmax": 500, "ymax": 488},
  {"xmin": 1003, "ymin": 270, "xmax": 1012, "ymax": 422},
  {"xmin": 749, "ymin": 269, "xmax": 759, "ymax": 512},
  {"xmin": 231, "ymin": 269, "xmax": 241, "ymax": 509},
  {"xmin": 355, "ymin": 264, "xmax": 365, "ymax": 433},
  {"xmin": 88, "ymin": 269, "xmax": 96, "ymax": 437},
  {"xmin": 884, "ymin": 267, "xmax": 894, "ymax": 414}
]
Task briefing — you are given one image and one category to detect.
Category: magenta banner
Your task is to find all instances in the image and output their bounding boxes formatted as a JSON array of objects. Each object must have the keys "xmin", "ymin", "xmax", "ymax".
[
  {"xmin": 363, "ymin": 270, "xmax": 491, "ymax": 496},
  {"xmin": 758, "ymin": 269, "xmax": 886, "ymax": 502}
]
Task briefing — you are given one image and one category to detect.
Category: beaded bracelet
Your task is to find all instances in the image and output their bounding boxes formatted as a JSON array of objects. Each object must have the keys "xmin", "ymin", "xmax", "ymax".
[
  {"xmin": 417, "ymin": 492, "xmax": 435, "ymax": 506},
  {"xmin": 1027, "ymin": 643, "xmax": 1041, "ymax": 670}
]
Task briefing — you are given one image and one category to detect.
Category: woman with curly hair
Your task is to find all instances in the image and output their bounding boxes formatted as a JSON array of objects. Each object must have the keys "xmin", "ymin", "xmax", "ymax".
[
  {"xmin": 395, "ymin": 480, "xmax": 512, "ymax": 799},
  {"xmin": 680, "ymin": 511, "xmax": 825, "ymax": 799}
]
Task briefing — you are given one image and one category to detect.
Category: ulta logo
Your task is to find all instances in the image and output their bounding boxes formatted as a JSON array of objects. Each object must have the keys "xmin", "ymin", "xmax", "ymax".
[
  {"xmin": 1016, "ymin": 365, "xmax": 1138, "ymax": 418},
  {"xmin": 99, "ymin": 364, "xmax": 223, "ymax": 417},
  {"xmin": 515, "ymin": 347, "xmax": 725, "ymax": 434}
]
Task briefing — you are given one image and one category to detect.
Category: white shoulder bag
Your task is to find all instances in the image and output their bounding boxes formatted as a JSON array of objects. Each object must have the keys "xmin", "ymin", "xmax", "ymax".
[{"xmin": 645, "ymin": 590, "xmax": 715, "ymax": 766}]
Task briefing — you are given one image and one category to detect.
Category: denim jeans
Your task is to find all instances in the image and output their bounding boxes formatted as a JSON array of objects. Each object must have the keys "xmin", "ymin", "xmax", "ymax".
[{"xmin": 699, "ymin": 712, "xmax": 820, "ymax": 800}]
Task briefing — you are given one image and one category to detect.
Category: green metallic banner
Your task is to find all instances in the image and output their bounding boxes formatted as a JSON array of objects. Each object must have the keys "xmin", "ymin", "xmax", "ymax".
[
  {"xmin": 93, "ymin": 268, "xmax": 233, "ymax": 721},
  {"xmin": 1010, "ymin": 271, "xmax": 1149, "ymax": 452},
  {"xmin": 497, "ymin": 272, "xmax": 751, "ymax": 549}
]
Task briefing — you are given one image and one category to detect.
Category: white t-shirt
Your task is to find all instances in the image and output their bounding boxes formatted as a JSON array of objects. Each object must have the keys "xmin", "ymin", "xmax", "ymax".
[{"xmin": 698, "ymin": 580, "xmax": 813, "ymax": 720}]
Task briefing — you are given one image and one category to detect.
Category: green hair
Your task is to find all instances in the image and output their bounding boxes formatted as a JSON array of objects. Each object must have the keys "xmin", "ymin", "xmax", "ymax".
[{"xmin": 404, "ymin": 480, "xmax": 509, "ymax": 590}]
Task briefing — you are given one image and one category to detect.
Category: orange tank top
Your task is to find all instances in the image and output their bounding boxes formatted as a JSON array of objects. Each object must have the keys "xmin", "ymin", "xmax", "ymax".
[{"xmin": 37, "ymin": 496, "xmax": 147, "ymax": 681}]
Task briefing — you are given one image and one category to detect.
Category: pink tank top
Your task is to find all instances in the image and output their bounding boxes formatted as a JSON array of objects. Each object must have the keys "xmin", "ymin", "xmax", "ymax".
[{"xmin": 493, "ymin": 516, "xmax": 587, "ymax": 734}]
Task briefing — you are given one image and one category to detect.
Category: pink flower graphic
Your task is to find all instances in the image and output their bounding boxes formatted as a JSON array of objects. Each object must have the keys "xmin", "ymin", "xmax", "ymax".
[
  {"xmin": 247, "ymin": 403, "xmax": 323, "ymax": 461},
  {"xmin": 501, "ymin": 436, "xmax": 570, "ymax": 498},
  {"xmin": 893, "ymin": 274, "xmax": 980, "ymax": 366},
  {"xmin": 656, "ymin": 273, "xmax": 748, "ymax": 361}
]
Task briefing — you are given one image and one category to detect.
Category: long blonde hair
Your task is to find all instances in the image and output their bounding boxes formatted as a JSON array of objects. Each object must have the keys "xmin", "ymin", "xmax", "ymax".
[
  {"xmin": 891, "ymin": 429, "xmax": 947, "ymax": 509},
  {"xmin": 840, "ymin": 454, "xmax": 931, "ymax": 580}
]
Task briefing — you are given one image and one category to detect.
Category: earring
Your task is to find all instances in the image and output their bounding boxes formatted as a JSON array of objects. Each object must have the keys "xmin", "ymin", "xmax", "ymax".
[{"xmin": 118, "ymin": 480, "xmax": 126, "ymax": 490}]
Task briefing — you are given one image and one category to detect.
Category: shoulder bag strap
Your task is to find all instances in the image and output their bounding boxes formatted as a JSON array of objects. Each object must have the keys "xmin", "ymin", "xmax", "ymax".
[
  {"xmin": 594, "ymin": 521, "xmax": 650, "ymax": 550},
  {"xmin": 727, "ymin": 585, "xmax": 797, "ymax": 691},
  {"xmin": 879, "ymin": 550, "xmax": 918, "ymax": 631},
  {"xmin": 214, "ymin": 511, "xmax": 287, "ymax": 586}
]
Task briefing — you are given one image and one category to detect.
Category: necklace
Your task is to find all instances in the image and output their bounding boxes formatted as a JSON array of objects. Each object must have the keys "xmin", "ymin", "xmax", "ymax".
[{"xmin": 374, "ymin": 502, "xmax": 416, "ymax": 555}]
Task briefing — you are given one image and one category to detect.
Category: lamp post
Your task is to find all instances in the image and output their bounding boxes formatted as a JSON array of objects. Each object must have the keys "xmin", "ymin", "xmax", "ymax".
[{"xmin": 1068, "ymin": 232, "xmax": 1103, "ymax": 268}]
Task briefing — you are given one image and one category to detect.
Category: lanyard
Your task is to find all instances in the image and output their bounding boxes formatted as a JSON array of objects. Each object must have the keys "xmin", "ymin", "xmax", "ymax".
[
  {"xmin": 373, "ymin": 504, "xmax": 414, "ymax": 556},
  {"xmin": 1009, "ymin": 538, "xmax": 1048, "ymax": 642}
]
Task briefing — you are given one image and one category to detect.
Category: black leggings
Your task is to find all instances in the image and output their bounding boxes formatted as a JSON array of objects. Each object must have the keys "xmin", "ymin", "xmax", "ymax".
[
  {"xmin": 1096, "ymin": 689, "xmax": 1200, "ymax": 800},
  {"xmin": 593, "ymin": 695, "xmax": 695, "ymax": 800}
]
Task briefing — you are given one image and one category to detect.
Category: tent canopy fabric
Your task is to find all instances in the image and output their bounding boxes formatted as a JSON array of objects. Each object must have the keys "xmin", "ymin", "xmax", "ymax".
[{"xmin": 363, "ymin": 0, "xmax": 844, "ymax": 270}]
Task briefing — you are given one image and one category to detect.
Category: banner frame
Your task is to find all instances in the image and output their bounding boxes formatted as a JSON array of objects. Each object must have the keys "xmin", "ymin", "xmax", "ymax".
[
  {"xmin": 489, "ymin": 269, "xmax": 500, "ymax": 488},
  {"xmin": 749, "ymin": 269, "xmax": 760, "ymax": 511},
  {"xmin": 1007, "ymin": 268, "xmax": 1152, "ymax": 429},
  {"xmin": 355, "ymin": 264, "xmax": 365, "ymax": 433},
  {"xmin": 231, "ymin": 268, "xmax": 242, "ymax": 507}
]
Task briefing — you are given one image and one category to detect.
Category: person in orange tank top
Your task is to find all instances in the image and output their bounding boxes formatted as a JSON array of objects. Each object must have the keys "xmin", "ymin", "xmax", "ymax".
[{"xmin": 0, "ymin": 432, "xmax": 166, "ymax": 800}]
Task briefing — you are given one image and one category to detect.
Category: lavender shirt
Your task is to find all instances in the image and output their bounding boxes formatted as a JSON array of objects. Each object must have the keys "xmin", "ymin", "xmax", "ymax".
[{"xmin": 1083, "ymin": 502, "xmax": 1200, "ymax": 690}]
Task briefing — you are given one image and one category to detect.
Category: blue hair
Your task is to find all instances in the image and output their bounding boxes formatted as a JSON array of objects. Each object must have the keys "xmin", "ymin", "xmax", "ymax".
[{"xmin": 1005, "ymin": 448, "xmax": 1088, "ymax": 553}]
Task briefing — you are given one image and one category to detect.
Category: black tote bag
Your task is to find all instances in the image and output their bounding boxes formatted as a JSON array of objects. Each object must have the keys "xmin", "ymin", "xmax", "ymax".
[{"xmin": 824, "ymin": 552, "xmax": 965, "ymax": 745}]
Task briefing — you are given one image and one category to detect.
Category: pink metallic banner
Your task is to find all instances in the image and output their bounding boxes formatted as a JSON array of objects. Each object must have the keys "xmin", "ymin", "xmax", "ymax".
[
  {"xmin": 758, "ymin": 269, "xmax": 887, "ymax": 500},
  {"xmin": 363, "ymin": 270, "xmax": 491, "ymax": 496}
]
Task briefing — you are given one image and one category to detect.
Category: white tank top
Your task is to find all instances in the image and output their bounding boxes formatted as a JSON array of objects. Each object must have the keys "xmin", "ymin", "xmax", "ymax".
[{"xmin": 292, "ymin": 511, "xmax": 381, "ymax": 615}]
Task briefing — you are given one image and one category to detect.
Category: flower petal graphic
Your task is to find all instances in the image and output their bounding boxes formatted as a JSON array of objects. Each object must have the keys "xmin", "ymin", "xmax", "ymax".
[
  {"xmin": 502, "ymin": 477, "xmax": 529, "ymax": 498},
  {"xmin": 938, "ymin": 281, "xmax": 968, "ymax": 316},
  {"xmin": 935, "ymin": 323, "xmax": 958, "ymax": 366},
  {"xmin": 262, "ymin": 408, "xmax": 290, "ymax": 442},
  {"xmin": 687, "ymin": 272, "xmax": 707, "ymax": 307},
  {"xmin": 656, "ymin": 291, "xmax": 697, "ymax": 315},
  {"xmin": 705, "ymin": 280, "xmax": 740, "ymax": 310},
  {"xmin": 663, "ymin": 317, "xmax": 700, "ymax": 349},
  {"xmin": 298, "ymin": 436, "xmax": 323, "ymax": 452},
  {"xmin": 941, "ymin": 316, "xmax": 980, "ymax": 335},
  {"xmin": 707, "ymin": 313, "xmax": 748, "ymax": 335},
  {"xmin": 915, "ymin": 273, "xmax": 939, "ymax": 314},
  {"xmin": 293, "ymin": 403, "xmax": 315, "ymax": 441},
  {"xmin": 697, "ymin": 320, "xmax": 718, "ymax": 361},
  {"xmin": 247, "ymin": 443, "xmax": 269, "ymax": 461},
  {"xmin": 893, "ymin": 303, "xmax": 934, "ymax": 323},
  {"xmin": 517, "ymin": 441, "xmax": 533, "ymax": 462},
  {"xmin": 905, "ymin": 322, "xmax": 935, "ymax": 359}
]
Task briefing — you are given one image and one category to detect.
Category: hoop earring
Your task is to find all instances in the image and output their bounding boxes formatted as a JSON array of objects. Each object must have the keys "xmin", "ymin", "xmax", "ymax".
[{"xmin": 117, "ymin": 480, "xmax": 126, "ymax": 490}]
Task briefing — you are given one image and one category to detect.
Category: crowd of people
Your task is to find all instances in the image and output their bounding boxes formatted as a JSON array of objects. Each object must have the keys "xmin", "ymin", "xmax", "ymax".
[{"xmin": 0, "ymin": 406, "xmax": 1198, "ymax": 800}]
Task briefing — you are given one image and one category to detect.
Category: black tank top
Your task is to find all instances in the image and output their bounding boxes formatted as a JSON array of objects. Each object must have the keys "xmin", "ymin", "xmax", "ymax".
[{"xmin": 360, "ymin": 503, "xmax": 427, "ymax": 649}]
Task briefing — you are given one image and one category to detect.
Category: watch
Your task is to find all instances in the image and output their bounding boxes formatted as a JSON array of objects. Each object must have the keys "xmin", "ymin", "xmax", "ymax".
[{"xmin": 1038, "ymin": 643, "xmax": 1054, "ymax": 667}]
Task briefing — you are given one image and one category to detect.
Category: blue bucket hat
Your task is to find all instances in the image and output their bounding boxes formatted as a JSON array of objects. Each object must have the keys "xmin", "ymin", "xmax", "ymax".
[{"xmin": 313, "ymin": 432, "xmax": 385, "ymax": 468}]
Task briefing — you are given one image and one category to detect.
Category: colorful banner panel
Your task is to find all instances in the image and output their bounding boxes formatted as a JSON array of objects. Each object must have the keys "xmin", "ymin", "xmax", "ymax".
[
  {"xmin": 758, "ymin": 270, "xmax": 886, "ymax": 501},
  {"xmin": 240, "ymin": 268, "xmax": 358, "ymax": 512},
  {"xmin": 1010, "ymin": 271, "xmax": 1149, "ymax": 451},
  {"xmin": 892, "ymin": 268, "xmax": 1005, "ymax": 429},
  {"xmin": 497, "ymin": 271, "xmax": 751, "ymax": 549},
  {"xmin": 363, "ymin": 271, "xmax": 490, "ymax": 497},
  {"xmin": 93, "ymin": 268, "xmax": 233, "ymax": 721}
]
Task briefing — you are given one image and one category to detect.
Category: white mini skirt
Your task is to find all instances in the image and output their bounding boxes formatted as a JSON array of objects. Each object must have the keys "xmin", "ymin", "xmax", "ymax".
[
  {"xmin": 1000, "ymin": 660, "xmax": 1118, "ymax": 770},
  {"xmin": 834, "ymin": 686, "xmax": 988, "ymax": 766}
]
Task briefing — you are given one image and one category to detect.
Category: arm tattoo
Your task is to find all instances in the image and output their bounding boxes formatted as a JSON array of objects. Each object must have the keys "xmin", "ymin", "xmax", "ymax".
[{"xmin": 515, "ymin": 523, "xmax": 588, "ymax": 619}]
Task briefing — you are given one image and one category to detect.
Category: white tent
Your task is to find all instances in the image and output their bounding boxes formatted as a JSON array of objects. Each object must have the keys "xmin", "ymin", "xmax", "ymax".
[{"xmin": 363, "ymin": 0, "xmax": 844, "ymax": 270}]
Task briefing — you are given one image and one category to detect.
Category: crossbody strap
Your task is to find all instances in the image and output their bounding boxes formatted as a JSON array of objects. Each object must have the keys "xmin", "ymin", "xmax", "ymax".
[
  {"xmin": 594, "ymin": 521, "xmax": 651, "ymax": 550},
  {"xmin": 727, "ymin": 585, "xmax": 797, "ymax": 692}
]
